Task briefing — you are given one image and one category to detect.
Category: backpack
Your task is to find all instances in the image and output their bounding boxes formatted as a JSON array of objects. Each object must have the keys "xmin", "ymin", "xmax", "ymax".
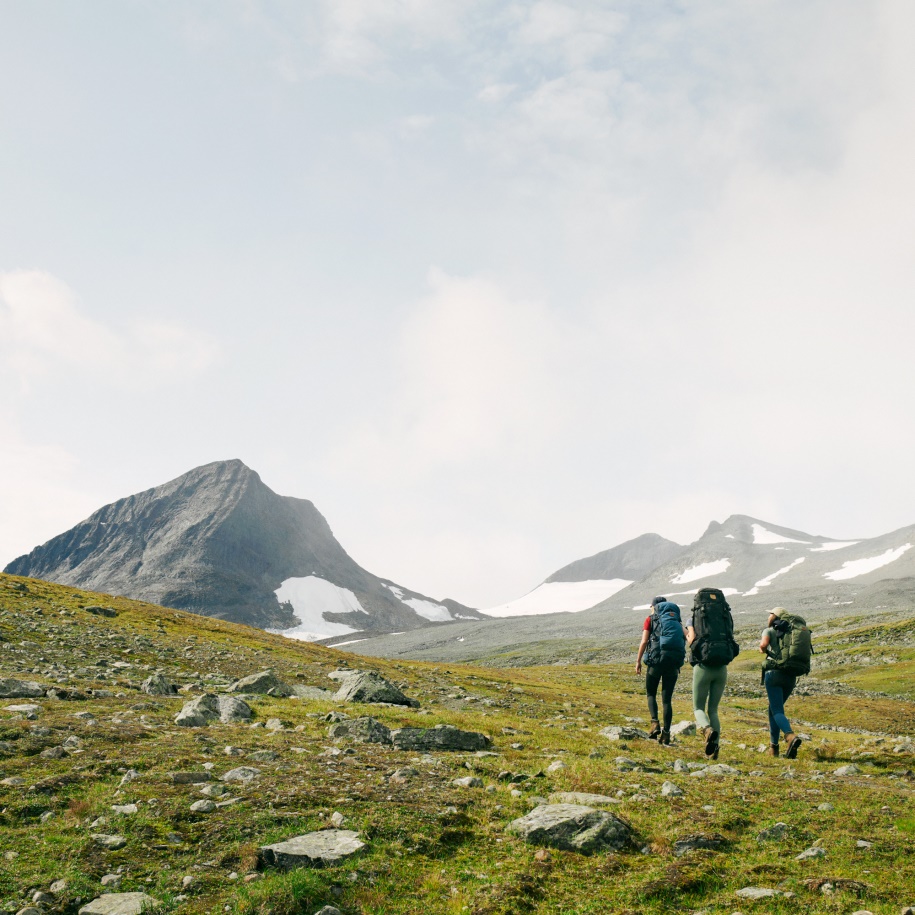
[
  {"xmin": 646, "ymin": 601, "xmax": 686, "ymax": 668},
  {"xmin": 690, "ymin": 587, "xmax": 739, "ymax": 667},
  {"xmin": 766, "ymin": 612, "xmax": 812, "ymax": 676}
]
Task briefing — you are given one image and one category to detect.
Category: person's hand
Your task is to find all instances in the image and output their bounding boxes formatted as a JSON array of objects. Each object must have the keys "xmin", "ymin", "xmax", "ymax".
[{"xmin": 635, "ymin": 661, "xmax": 642, "ymax": 675}]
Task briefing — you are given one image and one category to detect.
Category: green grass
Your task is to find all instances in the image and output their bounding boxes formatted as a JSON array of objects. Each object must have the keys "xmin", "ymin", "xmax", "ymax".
[{"xmin": 2, "ymin": 573, "xmax": 915, "ymax": 914}]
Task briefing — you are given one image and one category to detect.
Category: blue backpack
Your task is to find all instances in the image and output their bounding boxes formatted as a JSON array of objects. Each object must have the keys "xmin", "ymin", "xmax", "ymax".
[{"xmin": 648, "ymin": 601, "xmax": 686, "ymax": 668}]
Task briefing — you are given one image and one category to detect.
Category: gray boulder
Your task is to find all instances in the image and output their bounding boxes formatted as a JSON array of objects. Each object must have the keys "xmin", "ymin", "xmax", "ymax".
[
  {"xmin": 452, "ymin": 776, "xmax": 484, "ymax": 788},
  {"xmin": 549, "ymin": 792, "xmax": 620, "ymax": 806},
  {"xmin": 289, "ymin": 684, "xmax": 334, "ymax": 700},
  {"xmin": 91, "ymin": 834, "xmax": 127, "ymax": 850},
  {"xmin": 0, "ymin": 678, "xmax": 45, "ymax": 699},
  {"xmin": 507, "ymin": 804, "xmax": 632, "ymax": 854},
  {"xmin": 391, "ymin": 724, "xmax": 491, "ymax": 752},
  {"xmin": 670, "ymin": 721, "xmax": 696, "ymax": 737},
  {"xmin": 174, "ymin": 694, "xmax": 252, "ymax": 726},
  {"xmin": 228, "ymin": 670, "xmax": 291, "ymax": 697},
  {"xmin": 258, "ymin": 830, "xmax": 365, "ymax": 869},
  {"xmin": 327, "ymin": 717, "xmax": 392, "ymax": 745},
  {"xmin": 78, "ymin": 894, "xmax": 159, "ymax": 914},
  {"xmin": 222, "ymin": 767, "xmax": 261, "ymax": 784},
  {"xmin": 333, "ymin": 671, "xmax": 417, "ymax": 707},
  {"xmin": 834, "ymin": 764, "xmax": 860, "ymax": 777},
  {"xmin": 757, "ymin": 822, "xmax": 789, "ymax": 842},
  {"xmin": 673, "ymin": 833, "xmax": 726, "ymax": 856},
  {"xmin": 660, "ymin": 781, "xmax": 684, "ymax": 797},
  {"xmin": 141, "ymin": 673, "xmax": 178, "ymax": 697}
]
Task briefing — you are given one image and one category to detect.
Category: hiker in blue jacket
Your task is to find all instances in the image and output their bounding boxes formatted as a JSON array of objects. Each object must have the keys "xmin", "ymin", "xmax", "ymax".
[{"xmin": 636, "ymin": 596, "xmax": 687, "ymax": 744}]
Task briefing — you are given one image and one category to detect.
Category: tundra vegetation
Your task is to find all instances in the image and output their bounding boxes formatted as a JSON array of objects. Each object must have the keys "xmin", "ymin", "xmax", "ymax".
[{"xmin": 0, "ymin": 573, "xmax": 913, "ymax": 915}]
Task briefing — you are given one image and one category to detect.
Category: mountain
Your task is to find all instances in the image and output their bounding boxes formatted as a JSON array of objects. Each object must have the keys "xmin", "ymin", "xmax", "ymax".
[
  {"xmin": 347, "ymin": 514, "xmax": 915, "ymax": 663},
  {"xmin": 484, "ymin": 533, "xmax": 685, "ymax": 617},
  {"xmin": 3, "ymin": 459, "xmax": 483, "ymax": 638}
]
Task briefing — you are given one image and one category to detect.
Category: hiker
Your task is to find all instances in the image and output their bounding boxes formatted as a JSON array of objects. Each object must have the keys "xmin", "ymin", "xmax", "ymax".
[
  {"xmin": 760, "ymin": 606, "xmax": 811, "ymax": 759},
  {"xmin": 635, "ymin": 596, "xmax": 686, "ymax": 744},
  {"xmin": 685, "ymin": 588, "xmax": 740, "ymax": 759}
]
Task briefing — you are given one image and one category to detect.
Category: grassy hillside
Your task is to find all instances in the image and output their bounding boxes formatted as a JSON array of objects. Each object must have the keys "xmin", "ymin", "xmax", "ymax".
[{"xmin": 1, "ymin": 573, "xmax": 914, "ymax": 915}]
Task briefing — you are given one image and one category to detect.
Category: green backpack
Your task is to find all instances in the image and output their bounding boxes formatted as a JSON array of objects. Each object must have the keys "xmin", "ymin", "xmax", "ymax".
[{"xmin": 767, "ymin": 612, "xmax": 812, "ymax": 676}]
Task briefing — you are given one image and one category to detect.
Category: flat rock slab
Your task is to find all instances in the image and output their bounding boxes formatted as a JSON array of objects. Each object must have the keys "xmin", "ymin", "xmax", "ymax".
[
  {"xmin": 549, "ymin": 792, "xmax": 621, "ymax": 806},
  {"xmin": 222, "ymin": 766, "xmax": 261, "ymax": 783},
  {"xmin": 391, "ymin": 724, "xmax": 491, "ymax": 752},
  {"xmin": 689, "ymin": 764, "xmax": 740, "ymax": 778},
  {"xmin": 258, "ymin": 830, "xmax": 365, "ymax": 869},
  {"xmin": 92, "ymin": 834, "xmax": 127, "ymax": 850},
  {"xmin": 507, "ymin": 804, "xmax": 633, "ymax": 854},
  {"xmin": 289, "ymin": 685, "xmax": 334, "ymax": 700},
  {"xmin": 673, "ymin": 833, "xmax": 726, "ymax": 856},
  {"xmin": 0, "ymin": 678, "xmax": 45, "ymax": 699},
  {"xmin": 600, "ymin": 726, "xmax": 649, "ymax": 741},
  {"xmin": 78, "ymin": 893, "xmax": 160, "ymax": 914},
  {"xmin": 327, "ymin": 717, "xmax": 392, "ymax": 745},
  {"xmin": 5, "ymin": 703, "xmax": 40, "ymax": 714},
  {"xmin": 333, "ymin": 671, "xmax": 417, "ymax": 707}
]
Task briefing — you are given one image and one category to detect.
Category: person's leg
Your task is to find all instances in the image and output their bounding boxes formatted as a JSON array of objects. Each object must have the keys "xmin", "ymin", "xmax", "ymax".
[
  {"xmin": 660, "ymin": 666, "xmax": 679, "ymax": 732},
  {"xmin": 645, "ymin": 665, "xmax": 661, "ymax": 735},
  {"xmin": 705, "ymin": 664, "xmax": 728, "ymax": 734},
  {"xmin": 765, "ymin": 671, "xmax": 793, "ymax": 739},
  {"xmin": 692, "ymin": 664, "xmax": 712, "ymax": 731}
]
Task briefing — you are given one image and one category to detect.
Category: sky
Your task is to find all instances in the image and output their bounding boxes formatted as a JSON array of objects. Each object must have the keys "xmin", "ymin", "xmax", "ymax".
[{"xmin": 2, "ymin": 1, "xmax": 915, "ymax": 610}]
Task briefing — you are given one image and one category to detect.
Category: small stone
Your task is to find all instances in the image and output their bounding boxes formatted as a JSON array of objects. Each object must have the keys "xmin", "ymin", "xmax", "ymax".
[
  {"xmin": 92, "ymin": 834, "xmax": 127, "ymax": 850},
  {"xmin": 50, "ymin": 879, "xmax": 69, "ymax": 895},
  {"xmin": 549, "ymin": 792, "xmax": 620, "ymax": 806},
  {"xmin": 111, "ymin": 804, "xmax": 139, "ymax": 816},
  {"xmin": 221, "ymin": 766, "xmax": 261, "ymax": 783},
  {"xmin": 660, "ymin": 781, "xmax": 684, "ymax": 797},
  {"xmin": 507, "ymin": 804, "xmax": 632, "ymax": 854},
  {"xmin": 736, "ymin": 887, "xmax": 779, "ymax": 899},
  {"xmin": 100, "ymin": 875, "xmax": 122, "ymax": 887},
  {"xmin": 818, "ymin": 802, "xmax": 835, "ymax": 811},
  {"xmin": 795, "ymin": 846, "xmax": 827, "ymax": 861},
  {"xmin": 673, "ymin": 834, "xmax": 726, "ymax": 856},
  {"xmin": 330, "ymin": 812, "xmax": 345, "ymax": 828},
  {"xmin": 757, "ymin": 822, "xmax": 789, "ymax": 842},
  {"xmin": 190, "ymin": 800, "xmax": 216, "ymax": 813},
  {"xmin": 833, "ymin": 764, "xmax": 860, "ymax": 777},
  {"xmin": 856, "ymin": 839, "xmax": 873, "ymax": 848},
  {"xmin": 170, "ymin": 771, "xmax": 211, "ymax": 785},
  {"xmin": 546, "ymin": 760, "xmax": 566, "ymax": 773},
  {"xmin": 78, "ymin": 893, "xmax": 160, "ymax": 914},
  {"xmin": 453, "ymin": 776, "xmax": 484, "ymax": 788},
  {"xmin": 314, "ymin": 908, "xmax": 343, "ymax": 915},
  {"xmin": 39, "ymin": 811, "xmax": 55, "ymax": 823}
]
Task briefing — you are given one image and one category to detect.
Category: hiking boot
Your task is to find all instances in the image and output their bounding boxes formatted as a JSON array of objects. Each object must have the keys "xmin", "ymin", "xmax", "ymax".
[
  {"xmin": 766, "ymin": 744, "xmax": 780, "ymax": 757},
  {"xmin": 647, "ymin": 720, "xmax": 661, "ymax": 741},
  {"xmin": 785, "ymin": 736, "xmax": 802, "ymax": 759},
  {"xmin": 659, "ymin": 729, "xmax": 671, "ymax": 746},
  {"xmin": 703, "ymin": 726, "xmax": 719, "ymax": 759}
]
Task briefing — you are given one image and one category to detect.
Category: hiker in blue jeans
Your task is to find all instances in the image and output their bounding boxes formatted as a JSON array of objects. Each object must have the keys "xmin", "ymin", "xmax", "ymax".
[{"xmin": 760, "ymin": 608, "xmax": 801, "ymax": 758}]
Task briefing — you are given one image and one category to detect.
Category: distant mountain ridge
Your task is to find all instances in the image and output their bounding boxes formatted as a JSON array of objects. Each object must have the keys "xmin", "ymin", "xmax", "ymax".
[{"xmin": 4, "ymin": 460, "xmax": 483, "ymax": 637}]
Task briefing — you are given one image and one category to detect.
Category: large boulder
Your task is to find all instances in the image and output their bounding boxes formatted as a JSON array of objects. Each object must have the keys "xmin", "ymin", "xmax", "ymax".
[
  {"xmin": 600, "ymin": 725, "xmax": 649, "ymax": 741},
  {"xmin": 78, "ymin": 894, "xmax": 160, "ymax": 915},
  {"xmin": 333, "ymin": 671, "xmax": 417, "ymax": 707},
  {"xmin": 258, "ymin": 830, "xmax": 365, "ymax": 869},
  {"xmin": 327, "ymin": 717, "xmax": 392, "ymax": 745},
  {"xmin": 141, "ymin": 673, "xmax": 178, "ymax": 697},
  {"xmin": 549, "ymin": 792, "xmax": 620, "ymax": 806},
  {"xmin": 390, "ymin": 724, "xmax": 491, "ymax": 752},
  {"xmin": 0, "ymin": 678, "xmax": 45, "ymax": 699},
  {"xmin": 228, "ymin": 670, "xmax": 291, "ymax": 697},
  {"xmin": 507, "ymin": 804, "xmax": 633, "ymax": 854},
  {"xmin": 174, "ymin": 694, "xmax": 252, "ymax": 726}
]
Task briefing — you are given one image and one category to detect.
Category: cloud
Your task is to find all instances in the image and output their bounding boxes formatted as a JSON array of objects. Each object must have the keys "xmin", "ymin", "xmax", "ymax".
[{"xmin": 0, "ymin": 271, "xmax": 220, "ymax": 388}]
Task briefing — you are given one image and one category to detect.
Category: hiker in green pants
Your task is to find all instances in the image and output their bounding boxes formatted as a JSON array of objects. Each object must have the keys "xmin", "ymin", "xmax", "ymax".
[{"xmin": 685, "ymin": 588, "xmax": 740, "ymax": 760}]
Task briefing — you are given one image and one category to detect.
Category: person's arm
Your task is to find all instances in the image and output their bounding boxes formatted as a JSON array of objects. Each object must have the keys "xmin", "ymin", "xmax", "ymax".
[
  {"xmin": 686, "ymin": 626, "xmax": 696, "ymax": 646},
  {"xmin": 635, "ymin": 629, "xmax": 649, "ymax": 674},
  {"xmin": 759, "ymin": 631, "xmax": 772, "ymax": 655}
]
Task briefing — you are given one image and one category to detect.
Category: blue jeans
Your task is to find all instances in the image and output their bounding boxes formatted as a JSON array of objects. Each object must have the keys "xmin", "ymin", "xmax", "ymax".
[{"xmin": 765, "ymin": 669, "xmax": 797, "ymax": 744}]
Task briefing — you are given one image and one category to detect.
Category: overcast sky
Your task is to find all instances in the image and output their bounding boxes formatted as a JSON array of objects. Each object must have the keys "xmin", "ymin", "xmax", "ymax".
[{"xmin": 2, "ymin": 1, "xmax": 914, "ymax": 609}]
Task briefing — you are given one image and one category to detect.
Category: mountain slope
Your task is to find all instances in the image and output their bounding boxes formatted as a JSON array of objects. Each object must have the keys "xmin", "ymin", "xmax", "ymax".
[{"xmin": 4, "ymin": 460, "xmax": 482, "ymax": 635}]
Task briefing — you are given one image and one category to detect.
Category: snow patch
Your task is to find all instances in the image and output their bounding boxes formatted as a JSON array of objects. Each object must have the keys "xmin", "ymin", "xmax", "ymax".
[
  {"xmin": 752, "ymin": 524, "xmax": 810, "ymax": 545},
  {"xmin": 670, "ymin": 559, "xmax": 730, "ymax": 585},
  {"xmin": 331, "ymin": 638, "xmax": 369, "ymax": 647},
  {"xmin": 485, "ymin": 579, "xmax": 632, "ymax": 618},
  {"xmin": 404, "ymin": 597, "xmax": 454, "ymax": 623},
  {"xmin": 384, "ymin": 584, "xmax": 405, "ymax": 598},
  {"xmin": 823, "ymin": 544, "xmax": 912, "ymax": 581},
  {"xmin": 273, "ymin": 576, "xmax": 366, "ymax": 641},
  {"xmin": 743, "ymin": 557, "xmax": 806, "ymax": 597},
  {"xmin": 810, "ymin": 541, "xmax": 860, "ymax": 552}
]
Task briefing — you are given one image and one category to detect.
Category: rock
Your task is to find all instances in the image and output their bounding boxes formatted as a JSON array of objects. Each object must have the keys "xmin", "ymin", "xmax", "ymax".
[
  {"xmin": 141, "ymin": 673, "xmax": 178, "ymax": 696},
  {"xmin": 288, "ymin": 685, "xmax": 334, "ymax": 700},
  {"xmin": 14, "ymin": 908, "xmax": 42, "ymax": 915},
  {"xmin": 265, "ymin": 718, "xmax": 285, "ymax": 730},
  {"xmin": 674, "ymin": 759, "xmax": 690, "ymax": 773},
  {"xmin": 660, "ymin": 781, "xmax": 684, "ymax": 797},
  {"xmin": 5, "ymin": 703, "xmax": 41, "ymax": 715},
  {"xmin": 507, "ymin": 804, "xmax": 632, "ymax": 854},
  {"xmin": 175, "ymin": 694, "xmax": 220, "ymax": 727},
  {"xmin": 314, "ymin": 908, "xmax": 343, "ymax": 915},
  {"xmin": 599, "ymin": 725, "xmax": 649, "ymax": 741},
  {"xmin": 670, "ymin": 721, "xmax": 696, "ymax": 737},
  {"xmin": 834, "ymin": 764, "xmax": 860, "ymax": 776},
  {"xmin": 390, "ymin": 767, "xmax": 418, "ymax": 784},
  {"xmin": 856, "ymin": 839, "xmax": 873, "ymax": 848},
  {"xmin": 111, "ymin": 804, "xmax": 138, "ymax": 816},
  {"xmin": 673, "ymin": 834, "xmax": 726, "ymax": 856},
  {"xmin": 222, "ymin": 767, "xmax": 261, "ymax": 783},
  {"xmin": 50, "ymin": 879, "xmax": 69, "ymax": 895},
  {"xmin": 818, "ymin": 802, "xmax": 835, "ymax": 812},
  {"xmin": 91, "ymin": 834, "xmax": 127, "ymax": 850},
  {"xmin": 101, "ymin": 875, "xmax": 122, "ymax": 887},
  {"xmin": 190, "ymin": 800, "xmax": 216, "ymax": 813},
  {"xmin": 795, "ymin": 846, "xmax": 827, "ymax": 861},
  {"xmin": 328, "ymin": 717, "xmax": 392, "ymax": 745},
  {"xmin": 549, "ymin": 792, "xmax": 620, "ymax": 806},
  {"xmin": 1, "ymin": 776, "xmax": 26, "ymax": 786},
  {"xmin": 452, "ymin": 777, "xmax": 484, "ymax": 788},
  {"xmin": 218, "ymin": 696, "xmax": 253, "ymax": 724},
  {"xmin": 330, "ymin": 812, "xmax": 345, "ymax": 828},
  {"xmin": 46, "ymin": 687, "xmax": 88, "ymax": 701},
  {"xmin": 333, "ymin": 671, "xmax": 417, "ymax": 707},
  {"xmin": 546, "ymin": 760, "xmax": 567, "ymax": 773},
  {"xmin": 258, "ymin": 830, "xmax": 366, "ymax": 869},
  {"xmin": 0, "ymin": 678, "xmax": 45, "ymax": 699},
  {"xmin": 78, "ymin": 893, "xmax": 160, "ymax": 914},
  {"xmin": 689, "ymin": 764, "xmax": 740, "ymax": 778},
  {"xmin": 614, "ymin": 757, "xmax": 639, "ymax": 771},
  {"xmin": 170, "ymin": 771, "xmax": 211, "ymax": 785},
  {"xmin": 390, "ymin": 724, "xmax": 491, "ymax": 752},
  {"xmin": 83, "ymin": 605, "xmax": 118, "ymax": 618},
  {"xmin": 736, "ymin": 887, "xmax": 779, "ymax": 899},
  {"xmin": 248, "ymin": 750, "xmax": 279, "ymax": 762},
  {"xmin": 757, "ymin": 822, "xmax": 789, "ymax": 842},
  {"xmin": 41, "ymin": 746, "xmax": 67, "ymax": 759},
  {"xmin": 228, "ymin": 670, "xmax": 291, "ymax": 697}
]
